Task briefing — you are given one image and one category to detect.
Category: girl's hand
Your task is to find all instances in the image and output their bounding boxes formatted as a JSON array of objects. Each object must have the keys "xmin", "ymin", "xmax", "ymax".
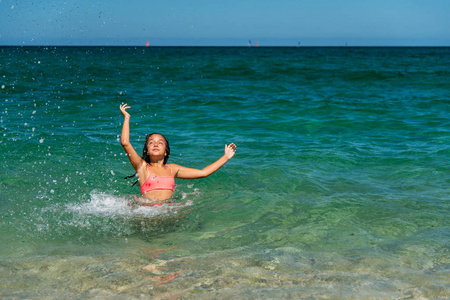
[
  {"xmin": 120, "ymin": 103, "xmax": 131, "ymax": 119},
  {"xmin": 225, "ymin": 143, "xmax": 237, "ymax": 159}
]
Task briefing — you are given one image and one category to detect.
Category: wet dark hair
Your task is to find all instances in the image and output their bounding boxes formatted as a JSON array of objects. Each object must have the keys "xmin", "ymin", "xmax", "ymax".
[{"xmin": 124, "ymin": 133, "xmax": 170, "ymax": 186}]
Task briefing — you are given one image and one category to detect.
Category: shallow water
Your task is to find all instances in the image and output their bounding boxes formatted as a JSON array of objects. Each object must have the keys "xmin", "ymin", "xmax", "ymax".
[{"xmin": 1, "ymin": 46, "xmax": 449, "ymax": 298}]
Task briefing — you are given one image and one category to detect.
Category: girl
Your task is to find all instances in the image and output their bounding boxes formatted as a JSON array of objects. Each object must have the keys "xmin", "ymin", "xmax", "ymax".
[{"xmin": 120, "ymin": 104, "xmax": 236, "ymax": 205}]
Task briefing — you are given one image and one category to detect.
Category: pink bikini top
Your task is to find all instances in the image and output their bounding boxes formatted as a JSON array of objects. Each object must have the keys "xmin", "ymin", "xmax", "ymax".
[{"xmin": 140, "ymin": 165, "xmax": 175, "ymax": 195}]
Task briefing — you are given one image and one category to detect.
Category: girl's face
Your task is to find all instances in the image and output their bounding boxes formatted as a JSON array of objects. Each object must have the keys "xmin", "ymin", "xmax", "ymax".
[{"xmin": 147, "ymin": 134, "xmax": 167, "ymax": 156}]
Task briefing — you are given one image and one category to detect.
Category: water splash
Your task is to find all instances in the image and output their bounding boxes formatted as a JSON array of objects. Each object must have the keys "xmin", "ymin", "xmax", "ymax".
[
  {"xmin": 11, "ymin": 190, "xmax": 196, "ymax": 243},
  {"xmin": 66, "ymin": 190, "xmax": 193, "ymax": 218}
]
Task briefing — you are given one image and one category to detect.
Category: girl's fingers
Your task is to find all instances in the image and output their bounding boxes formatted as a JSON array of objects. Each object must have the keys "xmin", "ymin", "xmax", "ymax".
[
  {"xmin": 120, "ymin": 104, "xmax": 130, "ymax": 111},
  {"xmin": 226, "ymin": 143, "xmax": 236, "ymax": 152}
]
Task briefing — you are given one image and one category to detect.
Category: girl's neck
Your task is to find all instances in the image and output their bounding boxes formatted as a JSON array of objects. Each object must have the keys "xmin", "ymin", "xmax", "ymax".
[{"xmin": 149, "ymin": 159, "xmax": 165, "ymax": 167}]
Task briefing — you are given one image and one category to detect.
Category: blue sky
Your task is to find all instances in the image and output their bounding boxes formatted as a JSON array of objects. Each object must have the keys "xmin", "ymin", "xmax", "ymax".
[{"xmin": 1, "ymin": 0, "xmax": 449, "ymax": 46}]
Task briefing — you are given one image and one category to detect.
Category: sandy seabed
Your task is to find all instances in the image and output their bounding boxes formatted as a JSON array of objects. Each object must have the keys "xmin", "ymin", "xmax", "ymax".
[{"xmin": 1, "ymin": 238, "xmax": 448, "ymax": 299}]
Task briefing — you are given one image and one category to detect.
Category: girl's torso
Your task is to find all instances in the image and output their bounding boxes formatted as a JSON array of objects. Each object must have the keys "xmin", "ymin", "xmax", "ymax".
[{"xmin": 139, "ymin": 164, "xmax": 175, "ymax": 201}]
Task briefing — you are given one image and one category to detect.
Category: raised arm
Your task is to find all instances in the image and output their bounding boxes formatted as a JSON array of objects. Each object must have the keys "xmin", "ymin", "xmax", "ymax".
[
  {"xmin": 171, "ymin": 143, "xmax": 237, "ymax": 179},
  {"xmin": 120, "ymin": 104, "xmax": 145, "ymax": 172}
]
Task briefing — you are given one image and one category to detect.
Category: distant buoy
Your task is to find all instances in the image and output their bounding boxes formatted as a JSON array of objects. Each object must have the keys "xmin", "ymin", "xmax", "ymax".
[
  {"xmin": 146, "ymin": 41, "xmax": 149, "ymax": 47},
  {"xmin": 255, "ymin": 41, "xmax": 259, "ymax": 47}
]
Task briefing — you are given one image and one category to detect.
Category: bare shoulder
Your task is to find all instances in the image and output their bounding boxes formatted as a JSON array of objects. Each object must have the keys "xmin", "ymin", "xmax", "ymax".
[
  {"xmin": 167, "ymin": 163, "xmax": 182, "ymax": 172},
  {"xmin": 167, "ymin": 163, "xmax": 191, "ymax": 178},
  {"xmin": 137, "ymin": 160, "xmax": 150, "ymax": 176}
]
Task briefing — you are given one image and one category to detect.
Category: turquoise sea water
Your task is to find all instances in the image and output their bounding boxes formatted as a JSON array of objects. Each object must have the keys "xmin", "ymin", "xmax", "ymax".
[{"xmin": 1, "ymin": 46, "xmax": 449, "ymax": 298}]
